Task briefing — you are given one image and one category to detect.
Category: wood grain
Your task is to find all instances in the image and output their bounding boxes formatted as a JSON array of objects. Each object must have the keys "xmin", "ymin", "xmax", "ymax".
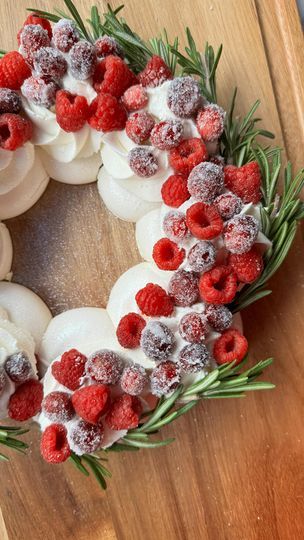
[{"xmin": 0, "ymin": 1, "xmax": 304, "ymax": 539}]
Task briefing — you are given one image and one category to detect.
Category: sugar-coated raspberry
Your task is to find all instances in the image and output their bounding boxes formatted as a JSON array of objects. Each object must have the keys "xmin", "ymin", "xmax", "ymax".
[
  {"xmin": 213, "ymin": 328, "xmax": 248, "ymax": 365},
  {"xmin": 86, "ymin": 350, "xmax": 123, "ymax": 384},
  {"xmin": 161, "ymin": 174, "xmax": 190, "ymax": 208},
  {"xmin": 41, "ymin": 424, "xmax": 71, "ymax": 464},
  {"xmin": 178, "ymin": 343, "xmax": 210, "ymax": 373},
  {"xmin": 150, "ymin": 361, "xmax": 181, "ymax": 397},
  {"xmin": 69, "ymin": 41, "xmax": 97, "ymax": 80},
  {"xmin": 199, "ymin": 265, "xmax": 237, "ymax": 305},
  {"xmin": 51, "ymin": 349, "xmax": 87, "ymax": 391},
  {"xmin": 56, "ymin": 90, "xmax": 90, "ymax": 132},
  {"xmin": 163, "ymin": 210, "xmax": 189, "ymax": 242},
  {"xmin": 168, "ymin": 270, "xmax": 199, "ymax": 307},
  {"xmin": 140, "ymin": 320, "xmax": 174, "ymax": 361},
  {"xmin": 179, "ymin": 312, "xmax": 208, "ymax": 344},
  {"xmin": 223, "ymin": 215, "xmax": 259, "ymax": 254},
  {"xmin": 120, "ymin": 364, "xmax": 148, "ymax": 395},
  {"xmin": 153, "ymin": 238, "xmax": 185, "ymax": 271},
  {"xmin": 72, "ymin": 384, "xmax": 110, "ymax": 424},
  {"xmin": 0, "ymin": 367, "xmax": 6, "ymax": 395},
  {"xmin": 0, "ymin": 51, "xmax": 31, "ymax": 90},
  {"xmin": 19, "ymin": 24, "xmax": 50, "ymax": 65},
  {"xmin": 187, "ymin": 162, "xmax": 224, "ymax": 203},
  {"xmin": 88, "ymin": 93, "xmax": 127, "ymax": 132},
  {"xmin": 128, "ymin": 147, "xmax": 159, "ymax": 177},
  {"xmin": 188, "ymin": 241, "xmax": 216, "ymax": 273},
  {"xmin": 136, "ymin": 283, "xmax": 174, "ymax": 317},
  {"xmin": 214, "ymin": 192, "xmax": 243, "ymax": 220},
  {"xmin": 205, "ymin": 304, "xmax": 233, "ymax": 332},
  {"xmin": 33, "ymin": 47, "xmax": 67, "ymax": 80},
  {"xmin": 224, "ymin": 162, "xmax": 261, "ymax": 204},
  {"xmin": 125, "ymin": 111, "xmax": 155, "ymax": 144},
  {"xmin": 186, "ymin": 202, "xmax": 223, "ymax": 240},
  {"xmin": 93, "ymin": 55, "xmax": 137, "ymax": 97},
  {"xmin": 228, "ymin": 246, "xmax": 264, "ymax": 283},
  {"xmin": 0, "ymin": 114, "xmax": 33, "ymax": 151},
  {"xmin": 150, "ymin": 120, "xmax": 183, "ymax": 150},
  {"xmin": 122, "ymin": 84, "xmax": 148, "ymax": 111},
  {"xmin": 105, "ymin": 394, "xmax": 142, "ymax": 430},
  {"xmin": 0, "ymin": 89, "xmax": 21, "ymax": 114},
  {"xmin": 8, "ymin": 379, "xmax": 43, "ymax": 421},
  {"xmin": 167, "ymin": 76, "xmax": 202, "ymax": 118},
  {"xmin": 21, "ymin": 76, "xmax": 59, "ymax": 108},
  {"xmin": 68, "ymin": 419, "xmax": 104, "ymax": 454},
  {"xmin": 116, "ymin": 312, "xmax": 146, "ymax": 349},
  {"xmin": 169, "ymin": 138, "xmax": 208, "ymax": 176},
  {"xmin": 95, "ymin": 36, "xmax": 123, "ymax": 58},
  {"xmin": 18, "ymin": 14, "xmax": 52, "ymax": 44},
  {"xmin": 53, "ymin": 19, "xmax": 79, "ymax": 52},
  {"xmin": 139, "ymin": 55, "xmax": 172, "ymax": 88},
  {"xmin": 4, "ymin": 352, "xmax": 33, "ymax": 383},
  {"xmin": 42, "ymin": 391, "xmax": 75, "ymax": 423},
  {"xmin": 196, "ymin": 104, "xmax": 225, "ymax": 141}
]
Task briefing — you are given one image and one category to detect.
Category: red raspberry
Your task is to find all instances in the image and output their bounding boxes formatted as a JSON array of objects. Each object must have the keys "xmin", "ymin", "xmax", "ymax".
[
  {"xmin": 179, "ymin": 312, "xmax": 207, "ymax": 343},
  {"xmin": 179, "ymin": 343, "xmax": 210, "ymax": 373},
  {"xmin": 168, "ymin": 270, "xmax": 199, "ymax": 307},
  {"xmin": 0, "ymin": 89, "xmax": 21, "ymax": 114},
  {"xmin": 69, "ymin": 420, "xmax": 104, "ymax": 454},
  {"xmin": 128, "ymin": 147, "xmax": 159, "ymax": 177},
  {"xmin": 153, "ymin": 238, "xmax": 185, "ymax": 271},
  {"xmin": 150, "ymin": 361, "xmax": 181, "ymax": 397},
  {"xmin": 125, "ymin": 111, "xmax": 155, "ymax": 144},
  {"xmin": 205, "ymin": 304, "xmax": 232, "ymax": 332},
  {"xmin": 8, "ymin": 379, "xmax": 43, "ymax": 421},
  {"xmin": 21, "ymin": 76, "xmax": 59, "ymax": 108},
  {"xmin": 187, "ymin": 241, "xmax": 216, "ymax": 273},
  {"xmin": 95, "ymin": 36, "xmax": 123, "ymax": 58},
  {"xmin": 228, "ymin": 246, "xmax": 264, "ymax": 283},
  {"xmin": 53, "ymin": 19, "xmax": 79, "ymax": 53},
  {"xmin": 0, "ymin": 114, "xmax": 32, "ymax": 151},
  {"xmin": 0, "ymin": 51, "xmax": 31, "ymax": 90},
  {"xmin": 86, "ymin": 350, "xmax": 123, "ymax": 384},
  {"xmin": 136, "ymin": 283, "xmax": 174, "ymax": 317},
  {"xmin": 18, "ymin": 15, "xmax": 52, "ymax": 44},
  {"xmin": 93, "ymin": 55, "xmax": 137, "ymax": 97},
  {"xmin": 163, "ymin": 210, "xmax": 189, "ymax": 242},
  {"xmin": 169, "ymin": 138, "xmax": 208, "ymax": 176},
  {"xmin": 122, "ymin": 84, "xmax": 148, "ymax": 111},
  {"xmin": 161, "ymin": 174, "xmax": 190, "ymax": 207},
  {"xmin": 4, "ymin": 352, "xmax": 33, "ymax": 383},
  {"xmin": 224, "ymin": 162, "xmax": 261, "ymax": 204},
  {"xmin": 139, "ymin": 55, "xmax": 172, "ymax": 88},
  {"xmin": 72, "ymin": 384, "xmax": 110, "ymax": 424},
  {"xmin": 120, "ymin": 364, "xmax": 148, "ymax": 396},
  {"xmin": 214, "ymin": 192, "xmax": 243, "ymax": 220},
  {"xmin": 56, "ymin": 90, "xmax": 90, "ymax": 132},
  {"xmin": 51, "ymin": 349, "xmax": 87, "ymax": 391},
  {"xmin": 150, "ymin": 120, "xmax": 183, "ymax": 150},
  {"xmin": 187, "ymin": 162, "xmax": 224, "ymax": 203},
  {"xmin": 88, "ymin": 93, "xmax": 127, "ymax": 132},
  {"xmin": 196, "ymin": 104, "xmax": 225, "ymax": 141},
  {"xmin": 140, "ymin": 320, "xmax": 174, "ymax": 361},
  {"xmin": 0, "ymin": 367, "xmax": 6, "ymax": 395},
  {"xmin": 223, "ymin": 215, "xmax": 259, "ymax": 254},
  {"xmin": 42, "ymin": 391, "xmax": 75, "ymax": 423},
  {"xmin": 186, "ymin": 202, "xmax": 223, "ymax": 240},
  {"xmin": 69, "ymin": 41, "xmax": 97, "ymax": 80},
  {"xmin": 19, "ymin": 24, "xmax": 50, "ymax": 65},
  {"xmin": 213, "ymin": 328, "xmax": 248, "ymax": 365},
  {"xmin": 116, "ymin": 312, "xmax": 146, "ymax": 349},
  {"xmin": 40, "ymin": 424, "xmax": 71, "ymax": 464},
  {"xmin": 167, "ymin": 77, "xmax": 202, "ymax": 118},
  {"xmin": 199, "ymin": 265, "xmax": 237, "ymax": 304},
  {"xmin": 33, "ymin": 47, "xmax": 67, "ymax": 80},
  {"xmin": 105, "ymin": 394, "xmax": 142, "ymax": 430}
]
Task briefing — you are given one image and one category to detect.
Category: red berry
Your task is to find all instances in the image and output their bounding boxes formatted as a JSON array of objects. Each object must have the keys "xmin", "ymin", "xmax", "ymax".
[
  {"xmin": 199, "ymin": 265, "xmax": 237, "ymax": 305},
  {"xmin": 120, "ymin": 364, "xmax": 148, "ymax": 396},
  {"xmin": 153, "ymin": 238, "xmax": 185, "ymax": 271},
  {"xmin": 56, "ymin": 90, "xmax": 90, "ymax": 132},
  {"xmin": 8, "ymin": 379, "xmax": 43, "ymax": 421},
  {"xmin": 0, "ymin": 89, "xmax": 21, "ymax": 114},
  {"xmin": 93, "ymin": 55, "xmax": 137, "ymax": 97},
  {"xmin": 214, "ymin": 192, "xmax": 243, "ymax": 220},
  {"xmin": 150, "ymin": 120, "xmax": 183, "ymax": 150},
  {"xmin": 163, "ymin": 210, "xmax": 189, "ymax": 242},
  {"xmin": 168, "ymin": 270, "xmax": 199, "ymax": 307},
  {"xmin": 125, "ymin": 111, "xmax": 155, "ymax": 144},
  {"xmin": 224, "ymin": 162, "xmax": 261, "ymax": 204},
  {"xmin": 228, "ymin": 246, "xmax": 264, "ymax": 283},
  {"xmin": 169, "ymin": 138, "xmax": 208, "ymax": 176},
  {"xmin": 128, "ymin": 147, "xmax": 159, "ymax": 177},
  {"xmin": 19, "ymin": 24, "xmax": 50, "ymax": 65},
  {"xmin": 196, "ymin": 104, "xmax": 225, "ymax": 141},
  {"xmin": 116, "ymin": 313, "xmax": 146, "ymax": 349},
  {"xmin": 0, "ymin": 51, "xmax": 31, "ymax": 90},
  {"xmin": 105, "ymin": 394, "xmax": 142, "ymax": 430},
  {"xmin": 42, "ymin": 391, "xmax": 75, "ymax": 423},
  {"xmin": 0, "ymin": 114, "xmax": 32, "ymax": 151},
  {"xmin": 139, "ymin": 55, "xmax": 172, "ymax": 88},
  {"xmin": 95, "ymin": 36, "xmax": 123, "ymax": 58},
  {"xmin": 140, "ymin": 320, "xmax": 174, "ymax": 361},
  {"xmin": 161, "ymin": 173, "xmax": 190, "ymax": 207},
  {"xmin": 33, "ymin": 47, "xmax": 67, "ymax": 80},
  {"xmin": 41, "ymin": 424, "xmax": 71, "ymax": 464},
  {"xmin": 21, "ymin": 76, "xmax": 59, "ymax": 108},
  {"xmin": 179, "ymin": 312, "xmax": 207, "ymax": 343},
  {"xmin": 223, "ymin": 215, "xmax": 259, "ymax": 254},
  {"xmin": 187, "ymin": 162, "xmax": 224, "ymax": 203},
  {"xmin": 167, "ymin": 76, "xmax": 202, "ymax": 118},
  {"xmin": 53, "ymin": 19, "xmax": 79, "ymax": 53},
  {"xmin": 88, "ymin": 93, "xmax": 127, "ymax": 132},
  {"xmin": 186, "ymin": 202, "xmax": 223, "ymax": 240},
  {"xmin": 51, "ymin": 349, "xmax": 87, "ymax": 391},
  {"xmin": 69, "ymin": 41, "xmax": 96, "ymax": 80},
  {"xmin": 178, "ymin": 343, "xmax": 210, "ymax": 373},
  {"xmin": 122, "ymin": 84, "xmax": 148, "ymax": 111},
  {"xmin": 4, "ymin": 352, "xmax": 33, "ymax": 383},
  {"xmin": 136, "ymin": 283, "xmax": 174, "ymax": 317},
  {"xmin": 72, "ymin": 384, "xmax": 110, "ymax": 425},
  {"xmin": 86, "ymin": 350, "xmax": 123, "ymax": 384},
  {"xmin": 150, "ymin": 361, "xmax": 181, "ymax": 397},
  {"xmin": 18, "ymin": 15, "xmax": 52, "ymax": 44},
  {"xmin": 209, "ymin": 154, "xmax": 225, "ymax": 168},
  {"xmin": 69, "ymin": 420, "xmax": 103, "ymax": 454},
  {"xmin": 205, "ymin": 304, "xmax": 232, "ymax": 332},
  {"xmin": 213, "ymin": 328, "xmax": 248, "ymax": 365},
  {"xmin": 187, "ymin": 241, "xmax": 216, "ymax": 273}
]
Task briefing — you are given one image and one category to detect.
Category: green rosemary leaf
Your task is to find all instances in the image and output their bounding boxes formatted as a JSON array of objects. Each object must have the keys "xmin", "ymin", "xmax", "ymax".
[
  {"xmin": 26, "ymin": 8, "xmax": 61, "ymax": 22},
  {"xmin": 69, "ymin": 453, "xmax": 90, "ymax": 476},
  {"xmin": 136, "ymin": 386, "xmax": 184, "ymax": 432},
  {"xmin": 63, "ymin": 0, "xmax": 92, "ymax": 41},
  {"xmin": 122, "ymin": 437, "xmax": 175, "ymax": 449},
  {"xmin": 107, "ymin": 443, "xmax": 139, "ymax": 452},
  {"xmin": 182, "ymin": 369, "xmax": 219, "ymax": 398}
]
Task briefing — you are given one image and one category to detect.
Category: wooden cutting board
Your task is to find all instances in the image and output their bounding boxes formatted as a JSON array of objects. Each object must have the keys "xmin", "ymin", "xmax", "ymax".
[{"xmin": 0, "ymin": 1, "xmax": 303, "ymax": 538}]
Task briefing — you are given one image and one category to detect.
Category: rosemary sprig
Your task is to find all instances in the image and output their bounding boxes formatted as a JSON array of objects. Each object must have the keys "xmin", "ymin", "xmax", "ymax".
[
  {"xmin": 0, "ymin": 425, "xmax": 29, "ymax": 461},
  {"xmin": 0, "ymin": 49, "xmax": 6, "ymax": 58}
]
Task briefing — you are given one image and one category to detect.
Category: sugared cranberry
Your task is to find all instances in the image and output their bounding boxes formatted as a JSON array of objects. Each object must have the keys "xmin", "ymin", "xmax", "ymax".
[
  {"xmin": 187, "ymin": 241, "xmax": 216, "ymax": 273},
  {"xmin": 120, "ymin": 363, "xmax": 148, "ymax": 395},
  {"xmin": 125, "ymin": 111, "xmax": 155, "ymax": 144},
  {"xmin": 4, "ymin": 352, "xmax": 34, "ymax": 383},
  {"xmin": 214, "ymin": 192, "xmax": 243, "ymax": 220},
  {"xmin": 42, "ymin": 391, "xmax": 75, "ymax": 422},
  {"xmin": 179, "ymin": 312, "xmax": 207, "ymax": 344},
  {"xmin": 168, "ymin": 270, "xmax": 199, "ymax": 307},
  {"xmin": 21, "ymin": 76, "xmax": 58, "ymax": 108},
  {"xmin": 52, "ymin": 19, "xmax": 79, "ymax": 52},
  {"xmin": 187, "ymin": 162, "xmax": 224, "ymax": 203},
  {"xmin": 86, "ymin": 350, "xmax": 123, "ymax": 384},
  {"xmin": 33, "ymin": 47, "xmax": 67, "ymax": 80},
  {"xmin": 95, "ymin": 36, "xmax": 123, "ymax": 58},
  {"xmin": 223, "ymin": 215, "xmax": 259, "ymax": 254},
  {"xmin": 128, "ymin": 147, "xmax": 159, "ymax": 177},
  {"xmin": 0, "ymin": 89, "xmax": 21, "ymax": 114},
  {"xmin": 163, "ymin": 210, "xmax": 189, "ymax": 242},
  {"xmin": 68, "ymin": 420, "xmax": 104, "ymax": 454},
  {"xmin": 140, "ymin": 320, "xmax": 174, "ymax": 361},
  {"xmin": 150, "ymin": 361, "xmax": 181, "ymax": 397},
  {"xmin": 69, "ymin": 41, "xmax": 97, "ymax": 80},
  {"xmin": 178, "ymin": 343, "xmax": 210, "ymax": 373},
  {"xmin": 122, "ymin": 84, "xmax": 148, "ymax": 111},
  {"xmin": 196, "ymin": 104, "xmax": 225, "ymax": 141},
  {"xmin": 167, "ymin": 76, "xmax": 202, "ymax": 118},
  {"xmin": 19, "ymin": 24, "xmax": 50, "ymax": 65},
  {"xmin": 205, "ymin": 304, "xmax": 233, "ymax": 332},
  {"xmin": 150, "ymin": 120, "xmax": 183, "ymax": 150}
]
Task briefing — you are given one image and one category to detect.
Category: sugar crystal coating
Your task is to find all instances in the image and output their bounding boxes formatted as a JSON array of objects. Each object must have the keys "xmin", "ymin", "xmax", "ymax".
[
  {"xmin": 4, "ymin": 351, "xmax": 33, "ymax": 383},
  {"xmin": 150, "ymin": 120, "xmax": 183, "ymax": 150},
  {"xmin": 33, "ymin": 47, "xmax": 67, "ymax": 80},
  {"xmin": 187, "ymin": 162, "xmax": 224, "ymax": 203},
  {"xmin": 19, "ymin": 24, "xmax": 50, "ymax": 65},
  {"xmin": 178, "ymin": 343, "xmax": 210, "ymax": 373},
  {"xmin": 150, "ymin": 361, "xmax": 181, "ymax": 397},
  {"xmin": 86, "ymin": 349, "xmax": 123, "ymax": 384},
  {"xmin": 69, "ymin": 419, "xmax": 104, "ymax": 454},
  {"xmin": 140, "ymin": 320, "xmax": 174, "ymax": 361},
  {"xmin": 167, "ymin": 76, "xmax": 202, "ymax": 118},
  {"xmin": 168, "ymin": 270, "xmax": 199, "ymax": 307},
  {"xmin": 69, "ymin": 41, "xmax": 96, "ymax": 80},
  {"xmin": 224, "ymin": 215, "xmax": 259, "ymax": 254},
  {"xmin": 0, "ymin": 89, "xmax": 21, "ymax": 114},
  {"xmin": 42, "ymin": 391, "xmax": 75, "ymax": 422},
  {"xmin": 179, "ymin": 312, "xmax": 208, "ymax": 343},
  {"xmin": 21, "ymin": 76, "xmax": 59, "ymax": 108},
  {"xmin": 128, "ymin": 146, "xmax": 159, "ymax": 177},
  {"xmin": 214, "ymin": 192, "xmax": 243, "ymax": 220},
  {"xmin": 163, "ymin": 210, "xmax": 189, "ymax": 242},
  {"xmin": 205, "ymin": 304, "xmax": 233, "ymax": 332},
  {"xmin": 188, "ymin": 241, "xmax": 216, "ymax": 273},
  {"xmin": 53, "ymin": 19, "xmax": 79, "ymax": 52},
  {"xmin": 120, "ymin": 363, "xmax": 148, "ymax": 395}
]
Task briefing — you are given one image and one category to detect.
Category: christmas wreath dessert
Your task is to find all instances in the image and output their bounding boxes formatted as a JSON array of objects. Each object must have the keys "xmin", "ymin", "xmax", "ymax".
[{"xmin": 0, "ymin": 1, "xmax": 303, "ymax": 489}]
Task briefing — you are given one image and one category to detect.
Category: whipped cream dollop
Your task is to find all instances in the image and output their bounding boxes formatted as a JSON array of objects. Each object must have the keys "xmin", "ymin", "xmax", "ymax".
[{"xmin": 0, "ymin": 223, "xmax": 13, "ymax": 280}]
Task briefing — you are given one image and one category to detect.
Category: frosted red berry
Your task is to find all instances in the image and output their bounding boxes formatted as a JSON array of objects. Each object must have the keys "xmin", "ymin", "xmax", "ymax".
[
  {"xmin": 122, "ymin": 84, "xmax": 148, "ymax": 111},
  {"xmin": 95, "ymin": 36, "xmax": 123, "ymax": 58},
  {"xmin": 205, "ymin": 304, "xmax": 233, "ymax": 332},
  {"xmin": 21, "ymin": 76, "xmax": 59, "ymax": 108},
  {"xmin": 72, "ymin": 384, "xmax": 110, "ymax": 424},
  {"xmin": 153, "ymin": 238, "xmax": 185, "ymax": 271},
  {"xmin": 128, "ymin": 147, "xmax": 159, "ymax": 177},
  {"xmin": 150, "ymin": 120, "xmax": 183, "ymax": 150},
  {"xmin": 161, "ymin": 174, "xmax": 190, "ymax": 207},
  {"xmin": 140, "ymin": 320, "xmax": 174, "ymax": 361},
  {"xmin": 228, "ymin": 246, "xmax": 264, "ymax": 283},
  {"xmin": 187, "ymin": 240, "xmax": 216, "ymax": 273},
  {"xmin": 125, "ymin": 111, "xmax": 155, "ymax": 144},
  {"xmin": 167, "ymin": 76, "xmax": 202, "ymax": 118},
  {"xmin": 69, "ymin": 420, "xmax": 104, "ymax": 454},
  {"xmin": 19, "ymin": 24, "xmax": 50, "ymax": 65},
  {"xmin": 139, "ymin": 55, "xmax": 172, "ymax": 88},
  {"xmin": 0, "ymin": 89, "xmax": 21, "ymax": 114},
  {"xmin": 168, "ymin": 270, "xmax": 199, "ymax": 307},
  {"xmin": 150, "ymin": 361, "xmax": 181, "ymax": 397},
  {"xmin": 196, "ymin": 104, "xmax": 225, "ymax": 141},
  {"xmin": 105, "ymin": 394, "xmax": 142, "ymax": 430},
  {"xmin": 169, "ymin": 138, "xmax": 208, "ymax": 176},
  {"xmin": 199, "ymin": 265, "xmax": 237, "ymax": 305},
  {"xmin": 56, "ymin": 90, "xmax": 90, "ymax": 132},
  {"xmin": 116, "ymin": 312, "xmax": 146, "ymax": 349},
  {"xmin": 179, "ymin": 312, "xmax": 208, "ymax": 343},
  {"xmin": 213, "ymin": 328, "xmax": 248, "ymax": 365},
  {"xmin": 88, "ymin": 93, "xmax": 127, "ymax": 132},
  {"xmin": 33, "ymin": 47, "xmax": 67, "ymax": 80},
  {"xmin": 186, "ymin": 202, "xmax": 223, "ymax": 240},
  {"xmin": 136, "ymin": 283, "xmax": 174, "ymax": 317},
  {"xmin": 214, "ymin": 192, "xmax": 243, "ymax": 220},
  {"xmin": 93, "ymin": 55, "xmax": 137, "ymax": 97},
  {"xmin": 4, "ymin": 352, "xmax": 33, "ymax": 383},
  {"xmin": 120, "ymin": 364, "xmax": 148, "ymax": 395},
  {"xmin": 69, "ymin": 41, "xmax": 96, "ymax": 80},
  {"xmin": 8, "ymin": 379, "xmax": 43, "ymax": 421},
  {"xmin": 86, "ymin": 350, "xmax": 123, "ymax": 384},
  {"xmin": 187, "ymin": 162, "xmax": 224, "ymax": 203},
  {"xmin": 224, "ymin": 162, "xmax": 261, "ymax": 204},
  {"xmin": 0, "ymin": 51, "xmax": 31, "ymax": 90},
  {"xmin": 51, "ymin": 349, "xmax": 87, "ymax": 391},
  {"xmin": 179, "ymin": 343, "xmax": 210, "ymax": 373},
  {"xmin": 163, "ymin": 210, "xmax": 189, "ymax": 242},
  {"xmin": 53, "ymin": 19, "xmax": 79, "ymax": 52},
  {"xmin": 18, "ymin": 14, "xmax": 52, "ymax": 44},
  {"xmin": 41, "ymin": 424, "xmax": 71, "ymax": 464},
  {"xmin": 0, "ymin": 114, "xmax": 33, "ymax": 151},
  {"xmin": 223, "ymin": 215, "xmax": 259, "ymax": 254},
  {"xmin": 42, "ymin": 391, "xmax": 75, "ymax": 423}
]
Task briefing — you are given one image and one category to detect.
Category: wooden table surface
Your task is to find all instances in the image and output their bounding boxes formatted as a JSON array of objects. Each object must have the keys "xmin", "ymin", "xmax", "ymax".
[{"xmin": 0, "ymin": 1, "xmax": 304, "ymax": 538}]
